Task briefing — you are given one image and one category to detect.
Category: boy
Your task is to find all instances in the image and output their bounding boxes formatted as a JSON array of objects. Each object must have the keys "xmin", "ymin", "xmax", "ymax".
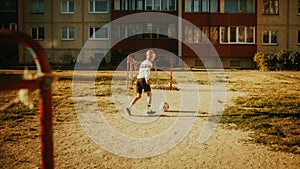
[{"xmin": 126, "ymin": 49, "xmax": 156, "ymax": 115}]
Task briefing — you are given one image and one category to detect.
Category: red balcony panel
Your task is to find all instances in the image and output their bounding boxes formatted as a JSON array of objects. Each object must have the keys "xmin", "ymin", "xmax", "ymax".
[
  {"xmin": 112, "ymin": 39, "xmax": 178, "ymax": 51},
  {"xmin": 182, "ymin": 13, "xmax": 256, "ymax": 26},
  {"xmin": 111, "ymin": 11, "xmax": 178, "ymax": 21},
  {"xmin": 182, "ymin": 44, "xmax": 256, "ymax": 58},
  {"xmin": 182, "ymin": 13, "xmax": 210, "ymax": 25},
  {"xmin": 214, "ymin": 44, "xmax": 257, "ymax": 57},
  {"xmin": 229, "ymin": 13, "xmax": 256, "ymax": 26},
  {"xmin": 182, "ymin": 43, "xmax": 219, "ymax": 57}
]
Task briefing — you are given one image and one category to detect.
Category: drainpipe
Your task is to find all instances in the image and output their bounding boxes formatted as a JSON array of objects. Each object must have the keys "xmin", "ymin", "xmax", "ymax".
[
  {"xmin": 286, "ymin": 0, "xmax": 289, "ymax": 49},
  {"xmin": 178, "ymin": 0, "xmax": 182, "ymax": 67},
  {"xmin": 51, "ymin": 1, "xmax": 54, "ymax": 64}
]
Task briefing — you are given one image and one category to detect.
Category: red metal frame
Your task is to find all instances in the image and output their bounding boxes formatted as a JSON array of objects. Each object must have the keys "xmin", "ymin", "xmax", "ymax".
[
  {"xmin": 126, "ymin": 53, "xmax": 173, "ymax": 90},
  {"xmin": 0, "ymin": 30, "xmax": 54, "ymax": 169}
]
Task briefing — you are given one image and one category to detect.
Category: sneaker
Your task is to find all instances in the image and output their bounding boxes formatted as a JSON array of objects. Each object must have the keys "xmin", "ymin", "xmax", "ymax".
[
  {"xmin": 126, "ymin": 107, "xmax": 131, "ymax": 115},
  {"xmin": 146, "ymin": 110, "xmax": 156, "ymax": 115}
]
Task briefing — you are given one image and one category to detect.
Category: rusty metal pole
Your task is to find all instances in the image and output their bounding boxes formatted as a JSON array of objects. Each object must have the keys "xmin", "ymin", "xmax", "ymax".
[
  {"xmin": 0, "ymin": 30, "xmax": 54, "ymax": 169},
  {"xmin": 39, "ymin": 76, "xmax": 54, "ymax": 169}
]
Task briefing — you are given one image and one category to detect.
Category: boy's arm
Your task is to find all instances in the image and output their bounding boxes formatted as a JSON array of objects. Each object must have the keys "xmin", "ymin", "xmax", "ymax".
[{"xmin": 144, "ymin": 68, "xmax": 151, "ymax": 84}]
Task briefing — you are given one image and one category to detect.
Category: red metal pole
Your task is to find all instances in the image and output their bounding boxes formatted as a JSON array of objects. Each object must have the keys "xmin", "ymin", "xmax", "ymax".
[
  {"xmin": 39, "ymin": 77, "xmax": 54, "ymax": 169},
  {"xmin": 0, "ymin": 30, "xmax": 54, "ymax": 169},
  {"xmin": 170, "ymin": 55, "xmax": 173, "ymax": 90},
  {"xmin": 126, "ymin": 55, "xmax": 129, "ymax": 89}
]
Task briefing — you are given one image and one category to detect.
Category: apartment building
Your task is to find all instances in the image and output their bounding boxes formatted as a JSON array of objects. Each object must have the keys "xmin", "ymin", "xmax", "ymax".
[
  {"xmin": 0, "ymin": 0, "xmax": 299, "ymax": 69},
  {"xmin": 19, "ymin": 0, "xmax": 110, "ymax": 65},
  {"xmin": 257, "ymin": 0, "xmax": 300, "ymax": 54},
  {"xmin": 0, "ymin": 0, "xmax": 18, "ymax": 66},
  {"xmin": 182, "ymin": 0, "xmax": 256, "ymax": 68}
]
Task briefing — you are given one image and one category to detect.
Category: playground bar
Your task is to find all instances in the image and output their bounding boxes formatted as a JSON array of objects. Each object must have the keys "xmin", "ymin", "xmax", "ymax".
[{"xmin": 0, "ymin": 30, "xmax": 54, "ymax": 169}]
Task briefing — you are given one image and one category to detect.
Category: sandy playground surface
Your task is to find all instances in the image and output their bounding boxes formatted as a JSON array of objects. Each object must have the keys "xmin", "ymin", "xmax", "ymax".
[{"xmin": 0, "ymin": 70, "xmax": 300, "ymax": 169}]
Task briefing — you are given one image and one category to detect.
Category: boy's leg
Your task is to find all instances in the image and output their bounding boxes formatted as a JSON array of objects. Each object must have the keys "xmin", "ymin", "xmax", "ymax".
[
  {"xmin": 130, "ymin": 93, "xmax": 142, "ymax": 106},
  {"xmin": 126, "ymin": 79, "xmax": 143, "ymax": 115},
  {"xmin": 146, "ymin": 91, "xmax": 152, "ymax": 108},
  {"xmin": 131, "ymin": 79, "xmax": 143, "ymax": 106},
  {"xmin": 146, "ymin": 91, "xmax": 156, "ymax": 114},
  {"xmin": 126, "ymin": 93, "xmax": 142, "ymax": 115}
]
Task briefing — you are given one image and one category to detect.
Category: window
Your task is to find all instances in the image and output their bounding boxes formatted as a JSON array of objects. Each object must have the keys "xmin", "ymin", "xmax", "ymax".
[
  {"xmin": 298, "ymin": 0, "xmax": 300, "ymax": 15},
  {"xmin": 210, "ymin": 26, "xmax": 219, "ymax": 44},
  {"xmin": 153, "ymin": 24, "xmax": 169, "ymax": 38},
  {"xmin": 62, "ymin": 27, "xmax": 75, "ymax": 40},
  {"xmin": 89, "ymin": 27, "xmax": 109, "ymax": 40},
  {"xmin": 168, "ymin": 24, "xmax": 176, "ymax": 38},
  {"xmin": 202, "ymin": 26, "xmax": 209, "ymax": 43},
  {"xmin": 262, "ymin": 31, "xmax": 278, "ymax": 45},
  {"xmin": 210, "ymin": 0, "xmax": 218, "ymax": 12},
  {"xmin": 0, "ymin": 0, "xmax": 17, "ymax": 12},
  {"xmin": 62, "ymin": 0, "xmax": 74, "ymax": 13},
  {"xmin": 112, "ymin": 23, "xmax": 175, "ymax": 39},
  {"xmin": 32, "ymin": 27, "xmax": 44, "ymax": 40},
  {"xmin": 220, "ymin": 26, "xmax": 255, "ymax": 44},
  {"xmin": 220, "ymin": 0, "xmax": 255, "ymax": 13},
  {"xmin": 185, "ymin": 26, "xmax": 200, "ymax": 43},
  {"xmin": 114, "ymin": 0, "xmax": 145, "ymax": 10},
  {"xmin": 184, "ymin": 26, "xmax": 209, "ymax": 43},
  {"xmin": 185, "ymin": 0, "xmax": 218, "ymax": 12},
  {"xmin": 10, "ymin": 23, "xmax": 17, "ymax": 31},
  {"xmin": 297, "ymin": 31, "xmax": 300, "ymax": 44},
  {"xmin": 111, "ymin": 24, "xmax": 120, "ymax": 39},
  {"xmin": 31, "ymin": 0, "xmax": 44, "ymax": 13},
  {"xmin": 263, "ymin": 0, "xmax": 279, "ymax": 15},
  {"xmin": 246, "ymin": 27, "xmax": 254, "ymax": 43},
  {"xmin": 185, "ymin": 26, "xmax": 220, "ymax": 44},
  {"xmin": 1, "ymin": 23, "xmax": 17, "ymax": 30},
  {"xmin": 229, "ymin": 27, "xmax": 237, "ymax": 42},
  {"xmin": 89, "ymin": 0, "xmax": 108, "ymax": 13},
  {"xmin": 137, "ymin": 0, "xmax": 143, "ymax": 10},
  {"xmin": 220, "ymin": 27, "xmax": 228, "ymax": 43},
  {"xmin": 145, "ymin": 0, "xmax": 176, "ymax": 11},
  {"xmin": 120, "ymin": 24, "xmax": 129, "ymax": 38}
]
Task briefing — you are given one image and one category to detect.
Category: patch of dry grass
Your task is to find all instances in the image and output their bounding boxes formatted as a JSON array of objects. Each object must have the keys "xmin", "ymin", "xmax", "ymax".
[{"xmin": 222, "ymin": 72, "xmax": 300, "ymax": 154}]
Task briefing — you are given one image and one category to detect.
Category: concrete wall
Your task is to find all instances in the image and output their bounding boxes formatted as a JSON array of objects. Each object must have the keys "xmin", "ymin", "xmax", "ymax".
[
  {"xmin": 20, "ymin": 0, "xmax": 111, "ymax": 64},
  {"xmin": 257, "ymin": 0, "xmax": 300, "ymax": 53}
]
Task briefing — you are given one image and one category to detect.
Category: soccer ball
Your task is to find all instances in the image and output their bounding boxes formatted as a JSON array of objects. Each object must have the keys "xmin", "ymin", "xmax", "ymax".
[{"xmin": 159, "ymin": 102, "xmax": 169, "ymax": 112}]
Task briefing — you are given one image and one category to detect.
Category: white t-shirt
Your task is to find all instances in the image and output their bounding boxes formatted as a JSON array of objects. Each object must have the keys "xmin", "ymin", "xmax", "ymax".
[{"xmin": 137, "ymin": 59, "xmax": 153, "ymax": 81}]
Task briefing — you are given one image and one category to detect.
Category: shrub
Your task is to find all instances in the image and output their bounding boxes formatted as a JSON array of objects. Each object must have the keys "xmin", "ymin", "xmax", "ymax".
[
  {"xmin": 254, "ymin": 50, "xmax": 300, "ymax": 71},
  {"xmin": 254, "ymin": 52, "xmax": 270, "ymax": 71}
]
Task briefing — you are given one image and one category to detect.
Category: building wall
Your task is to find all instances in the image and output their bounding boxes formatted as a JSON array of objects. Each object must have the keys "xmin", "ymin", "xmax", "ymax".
[
  {"xmin": 0, "ymin": 0, "xmax": 18, "ymax": 66},
  {"xmin": 288, "ymin": 0, "xmax": 300, "ymax": 52},
  {"xmin": 20, "ymin": 0, "xmax": 111, "ymax": 65},
  {"xmin": 6, "ymin": 0, "xmax": 300, "ymax": 68},
  {"xmin": 181, "ymin": 0, "xmax": 257, "ymax": 69},
  {"xmin": 257, "ymin": 0, "xmax": 300, "ymax": 53}
]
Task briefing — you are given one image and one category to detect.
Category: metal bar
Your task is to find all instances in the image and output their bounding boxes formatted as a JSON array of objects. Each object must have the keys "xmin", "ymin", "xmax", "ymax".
[
  {"xmin": 0, "ymin": 79, "xmax": 41, "ymax": 91},
  {"xmin": 0, "ymin": 30, "xmax": 54, "ymax": 169}
]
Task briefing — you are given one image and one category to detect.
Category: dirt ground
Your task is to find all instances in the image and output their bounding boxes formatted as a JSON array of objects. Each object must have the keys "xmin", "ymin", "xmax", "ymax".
[{"xmin": 1, "ymin": 70, "xmax": 300, "ymax": 169}]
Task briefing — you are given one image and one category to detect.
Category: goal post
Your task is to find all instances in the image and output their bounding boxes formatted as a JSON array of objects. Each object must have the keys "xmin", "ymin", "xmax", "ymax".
[{"xmin": 126, "ymin": 53, "xmax": 173, "ymax": 90}]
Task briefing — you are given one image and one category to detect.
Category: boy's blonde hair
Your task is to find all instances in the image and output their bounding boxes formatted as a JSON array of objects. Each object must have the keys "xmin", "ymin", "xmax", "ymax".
[{"xmin": 146, "ymin": 49, "xmax": 156, "ymax": 60}]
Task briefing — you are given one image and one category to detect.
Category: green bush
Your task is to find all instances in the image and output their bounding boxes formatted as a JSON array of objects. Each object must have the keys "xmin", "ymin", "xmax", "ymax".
[{"xmin": 254, "ymin": 50, "xmax": 300, "ymax": 71}]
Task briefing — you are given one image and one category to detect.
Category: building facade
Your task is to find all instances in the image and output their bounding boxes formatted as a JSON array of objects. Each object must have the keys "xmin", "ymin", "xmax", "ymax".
[
  {"xmin": 0, "ymin": 0, "xmax": 18, "ymax": 66},
  {"xmin": 257, "ymin": 0, "xmax": 300, "ymax": 55},
  {"xmin": 0, "ymin": 0, "xmax": 299, "ymax": 69}
]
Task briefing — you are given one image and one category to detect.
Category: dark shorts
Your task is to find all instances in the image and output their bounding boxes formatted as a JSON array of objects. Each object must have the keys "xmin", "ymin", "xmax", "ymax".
[{"xmin": 136, "ymin": 78, "xmax": 151, "ymax": 94}]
